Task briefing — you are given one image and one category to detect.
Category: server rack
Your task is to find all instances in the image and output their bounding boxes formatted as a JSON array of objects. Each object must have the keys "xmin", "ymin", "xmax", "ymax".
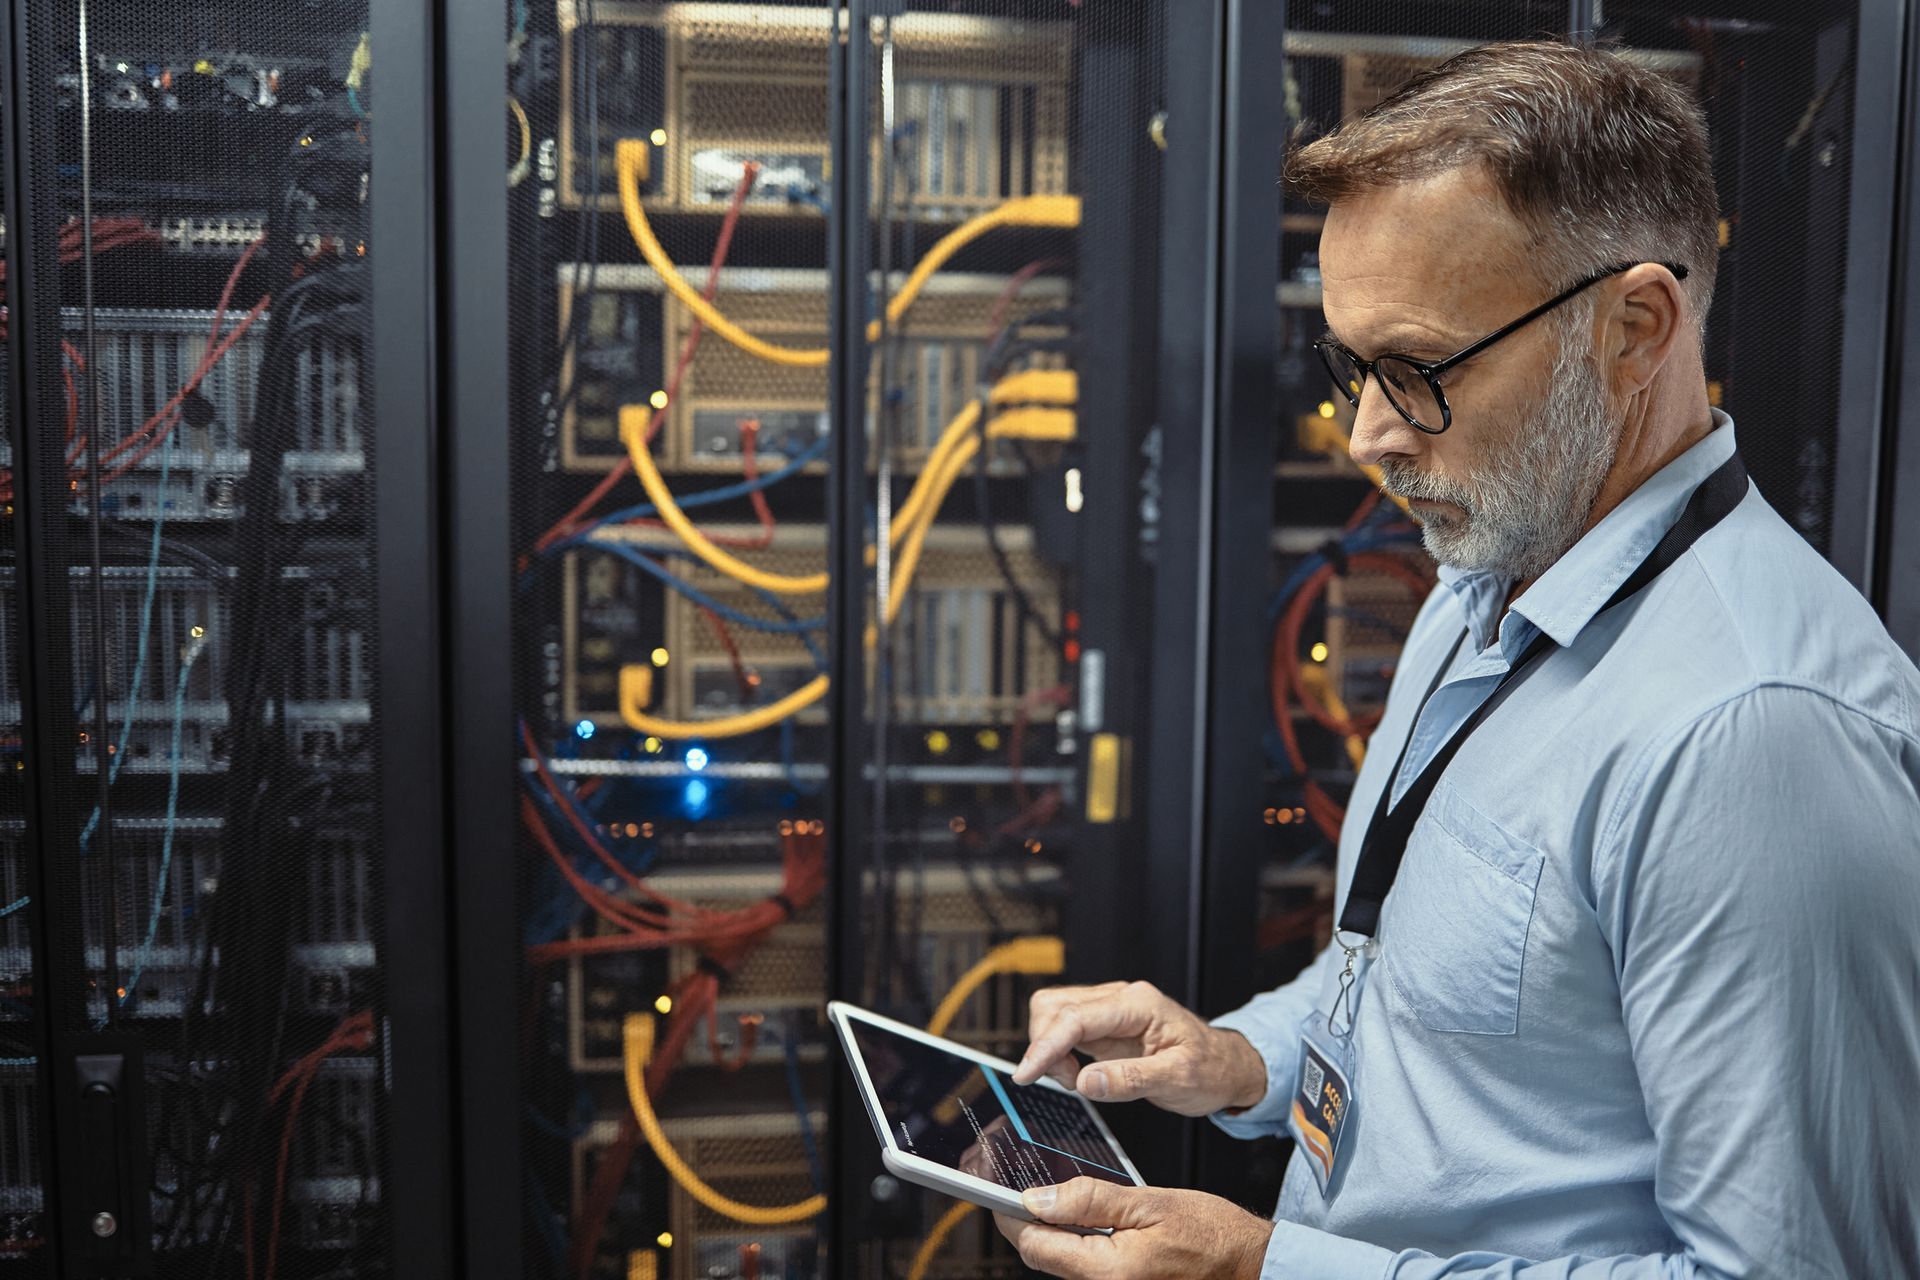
[
  {"xmin": 0, "ymin": 1, "xmax": 452, "ymax": 1276},
  {"xmin": 455, "ymin": 2, "xmax": 1222, "ymax": 1276}
]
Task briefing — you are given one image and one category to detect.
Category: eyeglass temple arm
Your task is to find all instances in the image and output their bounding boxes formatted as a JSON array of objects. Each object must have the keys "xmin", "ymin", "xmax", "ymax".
[{"xmin": 1430, "ymin": 261, "xmax": 1690, "ymax": 374}]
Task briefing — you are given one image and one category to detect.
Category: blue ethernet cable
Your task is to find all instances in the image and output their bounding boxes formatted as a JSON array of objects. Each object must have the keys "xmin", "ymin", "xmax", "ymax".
[
  {"xmin": 115, "ymin": 632, "xmax": 203, "ymax": 1016},
  {"xmin": 783, "ymin": 1020, "xmax": 826, "ymax": 1192},
  {"xmin": 79, "ymin": 440, "xmax": 175, "ymax": 852},
  {"xmin": 551, "ymin": 433, "xmax": 831, "ymax": 549},
  {"xmin": 590, "ymin": 542, "xmax": 829, "ymax": 653}
]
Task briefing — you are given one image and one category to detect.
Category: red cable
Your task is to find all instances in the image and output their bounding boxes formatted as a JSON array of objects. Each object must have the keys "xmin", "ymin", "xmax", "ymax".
[
  {"xmin": 95, "ymin": 237, "xmax": 267, "ymax": 484},
  {"xmin": 520, "ymin": 723, "xmax": 711, "ymax": 918},
  {"xmin": 1279, "ymin": 553, "xmax": 1431, "ymax": 739},
  {"xmin": 985, "ymin": 257, "xmax": 1066, "ymax": 344},
  {"xmin": 263, "ymin": 1012, "xmax": 374, "ymax": 1280},
  {"xmin": 737, "ymin": 418, "xmax": 777, "ymax": 547},
  {"xmin": 521, "ymin": 795, "xmax": 676, "ymax": 937},
  {"xmin": 568, "ymin": 827, "xmax": 828, "ymax": 1273},
  {"xmin": 533, "ymin": 163, "xmax": 761, "ymax": 558},
  {"xmin": 698, "ymin": 603, "xmax": 755, "ymax": 702},
  {"xmin": 1268, "ymin": 550, "xmax": 1433, "ymax": 844}
]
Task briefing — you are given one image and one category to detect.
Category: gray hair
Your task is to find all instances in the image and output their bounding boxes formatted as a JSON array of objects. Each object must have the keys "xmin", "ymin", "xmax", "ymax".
[{"xmin": 1287, "ymin": 40, "xmax": 1720, "ymax": 332}]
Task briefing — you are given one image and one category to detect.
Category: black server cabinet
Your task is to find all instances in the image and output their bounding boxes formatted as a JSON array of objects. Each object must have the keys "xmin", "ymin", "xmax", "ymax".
[
  {"xmin": 450, "ymin": 1, "xmax": 1220, "ymax": 1276},
  {"xmin": 0, "ymin": 2, "xmax": 451, "ymax": 1276}
]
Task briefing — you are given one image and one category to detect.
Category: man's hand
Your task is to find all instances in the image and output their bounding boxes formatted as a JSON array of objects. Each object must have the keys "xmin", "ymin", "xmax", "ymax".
[
  {"xmin": 994, "ymin": 1179, "xmax": 1274, "ymax": 1280},
  {"xmin": 1011, "ymin": 980, "xmax": 1268, "ymax": 1116}
]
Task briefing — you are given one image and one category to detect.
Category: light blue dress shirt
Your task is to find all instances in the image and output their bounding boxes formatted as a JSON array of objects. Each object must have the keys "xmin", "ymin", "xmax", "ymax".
[{"xmin": 1212, "ymin": 412, "xmax": 1920, "ymax": 1279}]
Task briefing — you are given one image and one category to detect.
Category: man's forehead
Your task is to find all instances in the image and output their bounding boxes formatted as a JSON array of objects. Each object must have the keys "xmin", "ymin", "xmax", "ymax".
[{"xmin": 1318, "ymin": 167, "xmax": 1536, "ymax": 348}]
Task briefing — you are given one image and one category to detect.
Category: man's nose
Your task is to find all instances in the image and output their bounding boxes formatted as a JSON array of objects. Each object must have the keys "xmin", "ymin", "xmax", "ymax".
[{"xmin": 1347, "ymin": 378, "xmax": 1426, "ymax": 470}]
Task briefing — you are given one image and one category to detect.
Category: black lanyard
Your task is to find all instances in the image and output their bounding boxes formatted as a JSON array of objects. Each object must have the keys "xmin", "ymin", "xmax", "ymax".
[{"xmin": 1337, "ymin": 451, "xmax": 1750, "ymax": 939}]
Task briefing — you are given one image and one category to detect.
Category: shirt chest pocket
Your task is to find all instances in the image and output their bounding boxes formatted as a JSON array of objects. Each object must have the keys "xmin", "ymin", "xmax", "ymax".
[{"xmin": 1379, "ymin": 783, "xmax": 1545, "ymax": 1035}]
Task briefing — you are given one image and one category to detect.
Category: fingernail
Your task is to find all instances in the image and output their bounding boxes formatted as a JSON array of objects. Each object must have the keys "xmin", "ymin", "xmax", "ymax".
[
  {"xmin": 1022, "ymin": 1186, "xmax": 1057, "ymax": 1214},
  {"xmin": 1081, "ymin": 1070, "xmax": 1107, "ymax": 1099},
  {"xmin": 1012, "ymin": 1055, "xmax": 1033, "ymax": 1081}
]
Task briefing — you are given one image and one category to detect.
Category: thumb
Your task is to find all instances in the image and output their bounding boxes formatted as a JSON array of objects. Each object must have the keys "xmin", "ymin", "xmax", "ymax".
[{"xmin": 1021, "ymin": 1177, "xmax": 1159, "ymax": 1230}]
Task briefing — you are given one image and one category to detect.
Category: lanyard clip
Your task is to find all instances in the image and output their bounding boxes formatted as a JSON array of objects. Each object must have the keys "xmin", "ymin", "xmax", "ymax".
[{"xmin": 1327, "ymin": 930, "xmax": 1374, "ymax": 1040}]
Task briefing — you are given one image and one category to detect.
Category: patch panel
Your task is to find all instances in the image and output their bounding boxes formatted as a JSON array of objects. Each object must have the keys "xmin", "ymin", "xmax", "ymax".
[
  {"xmin": 1319, "ymin": 569, "xmax": 1426, "ymax": 719},
  {"xmin": 69, "ymin": 563, "xmax": 233, "ymax": 775},
  {"xmin": 0, "ymin": 307, "xmax": 363, "ymax": 522},
  {"xmin": 292, "ymin": 828, "xmax": 378, "ymax": 1016},
  {"xmin": 75, "ymin": 817, "xmax": 224, "ymax": 1020},
  {"xmin": 560, "ymin": 524, "xmax": 1062, "ymax": 730},
  {"xmin": 58, "ymin": 49, "xmax": 345, "ymax": 116},
  {"xmin": 0, "ymin": 828, "xmax": 29, "ymax": 1014},
  {"xmin": 567, "ymin": 863, "xmax": 823, "ymax": 1074},
  {"xmin": 47, "ymin": 306, "xmax": 364, "ymax": 523},
  {"xmin": 556, "ymin": 3, "xmax": 1069, "ymax": 214},
  {"xmin": 557, "ymin": 264, "xmax": 1069, "ymax": 474},
  {"xmin": 0, "ymin": 812, "xmax": 374, "ymax": 1023},
  {"xmin": 0, "ymin": 561, "xmax": 375, "ymax": 775}
]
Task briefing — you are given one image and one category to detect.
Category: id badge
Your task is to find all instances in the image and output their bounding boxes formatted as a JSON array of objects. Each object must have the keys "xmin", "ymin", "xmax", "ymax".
[
  {"xmin": 1286, "ymin": 935, "xmax": 1370, "ymax": 1198},
  {"xmin": 1286, "ymin": 1015, "xmax": 1356, "ymax": 1198}
]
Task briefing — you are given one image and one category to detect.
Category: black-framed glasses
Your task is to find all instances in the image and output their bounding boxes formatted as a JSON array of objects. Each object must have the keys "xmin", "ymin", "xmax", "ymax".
[{"xmin": 1314, "ymin": 260, "xmax": 1690, "ymax": 434}]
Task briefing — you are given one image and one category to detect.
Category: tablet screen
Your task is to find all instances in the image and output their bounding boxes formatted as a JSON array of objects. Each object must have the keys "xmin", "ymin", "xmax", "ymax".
[{"xmin": 845, "ymin": 1017, "xmax": 1135, "ymax": 1192}]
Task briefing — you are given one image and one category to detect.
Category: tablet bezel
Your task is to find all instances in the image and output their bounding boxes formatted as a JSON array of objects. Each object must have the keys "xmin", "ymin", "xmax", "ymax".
[{"xmin": 827, "ymin": 1000, "xmax": 1147, "ymax": 1219}]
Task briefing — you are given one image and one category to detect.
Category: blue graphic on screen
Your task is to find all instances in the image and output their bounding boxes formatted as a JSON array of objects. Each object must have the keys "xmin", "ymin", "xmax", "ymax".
[{"xmin": 848, "ymin": 1020, "xmax": 1133, "ymax": 1190}]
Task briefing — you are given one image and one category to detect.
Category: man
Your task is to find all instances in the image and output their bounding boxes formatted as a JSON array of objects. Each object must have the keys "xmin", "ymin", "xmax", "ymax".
[{"xmin": 996, "ymin": 40, "xmax": 1920, "ymax": 1280}]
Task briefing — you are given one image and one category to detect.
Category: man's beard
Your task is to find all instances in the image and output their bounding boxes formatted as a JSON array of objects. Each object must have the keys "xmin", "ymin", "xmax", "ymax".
[{"xmin": 1380, "ymin": 327, "xmax": 1620, "ymax": 583}]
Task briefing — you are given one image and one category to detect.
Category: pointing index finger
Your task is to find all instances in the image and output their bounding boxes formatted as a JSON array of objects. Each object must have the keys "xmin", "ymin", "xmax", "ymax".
[{"xmin": 1012, "ymin": 991, "xmax": 1150, "ymax": 1085}]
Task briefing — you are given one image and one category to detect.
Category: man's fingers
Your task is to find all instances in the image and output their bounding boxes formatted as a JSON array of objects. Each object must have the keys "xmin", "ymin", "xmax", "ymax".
[
  {"xmin": 1022, "ymin": 1177, "xmax": 1159, "ymax": 1231},
  {"xmin": 1077, "ymin": 1051, "xmax": 1192, "ymax": 1103},
  {"xmin": 1014, "ymin": 992, "xmax": 1153, "ymax": 1085},
  {"xmin": 995, "ymin": 1217, "xmax": 1106, "ymax": 1279}
]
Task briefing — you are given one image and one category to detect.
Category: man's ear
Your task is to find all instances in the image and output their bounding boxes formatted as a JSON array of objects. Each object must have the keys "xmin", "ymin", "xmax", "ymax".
[{"xmin": 1603, "ymin": 263, "xmax": 1689, "ymax": 398}]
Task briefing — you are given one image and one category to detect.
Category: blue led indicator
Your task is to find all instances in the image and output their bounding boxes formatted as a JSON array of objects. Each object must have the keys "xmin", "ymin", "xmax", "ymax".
[
  {"xmin": 574, "ymin": 719, "xmax": 596, "ymax": 740},
  {"xmin": 684, "ymin": 779, "xmax": 711, "ymax": 814},
  {"xmin": 684, "ymin": 747, "xmax": 710, "ymax": 772}
]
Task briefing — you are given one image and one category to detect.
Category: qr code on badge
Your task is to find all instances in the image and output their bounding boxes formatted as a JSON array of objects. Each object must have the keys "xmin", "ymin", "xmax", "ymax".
[{"xmin": 1300, "ymin": 1054, "xmax": 1325, "ymax": 1105}]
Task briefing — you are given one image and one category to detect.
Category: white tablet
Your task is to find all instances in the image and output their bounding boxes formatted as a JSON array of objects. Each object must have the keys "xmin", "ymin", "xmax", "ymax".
[{"xmin": 828, "ymin": 1000, "xmax": 1147, "ymax": 1223}]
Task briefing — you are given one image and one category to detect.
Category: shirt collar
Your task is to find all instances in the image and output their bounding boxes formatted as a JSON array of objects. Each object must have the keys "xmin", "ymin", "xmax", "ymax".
[{"xmin": 1438, "ymin": 409, "xmax": 1738, "ymax": 657}]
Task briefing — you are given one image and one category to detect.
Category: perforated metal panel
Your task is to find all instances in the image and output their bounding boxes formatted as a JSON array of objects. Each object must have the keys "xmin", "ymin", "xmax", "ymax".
[
  {"xmin": 0, "ymin": 81, "xmax": 51, "ymax": 1263},
  {"xmin": 512, "ymin": 4, "xmax": 838, "ymax": 1277},
  {"xmin": 2, "ymin": 1, "xmax": 392, "ymax": 1273}
]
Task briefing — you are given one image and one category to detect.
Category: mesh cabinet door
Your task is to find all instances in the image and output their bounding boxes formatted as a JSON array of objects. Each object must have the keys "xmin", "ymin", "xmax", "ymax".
[
  {"xmin": 2, "ymin": 3, "xmax": 405, "ymax": 1274},
  {"xmin": 0, "ymin": 86, "xmax": 54, "ymax": 1277},
  {"xmin": 502, "ymin": 4, "xmax": 837, "ymax": 1277}
]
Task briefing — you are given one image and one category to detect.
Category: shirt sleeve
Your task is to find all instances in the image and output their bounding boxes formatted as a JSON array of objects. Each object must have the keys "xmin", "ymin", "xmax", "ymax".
[
  {"xmin": 1206, "ymin": 940, "xmax": 1337, "ymax": 1139},
  {"xmin": 1248, "ymin": 685, "xmax": 1920, "ymax": 1280}
]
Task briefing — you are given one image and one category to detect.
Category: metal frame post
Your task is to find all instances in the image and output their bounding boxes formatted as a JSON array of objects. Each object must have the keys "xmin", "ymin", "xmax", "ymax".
[
  {"xmin": 436, "ymin": 0, "xmax": 523, "ymax": 1274},
  {"xmin": 370, "ymin": 0, "xmax": 460, "ymax": 1275}
]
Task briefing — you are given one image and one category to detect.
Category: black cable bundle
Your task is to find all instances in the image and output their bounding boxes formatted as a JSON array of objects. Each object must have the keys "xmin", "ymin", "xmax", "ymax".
[{"xmin": 139, "ymin": 123, "xmax": 372, "ymax": 1278}]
